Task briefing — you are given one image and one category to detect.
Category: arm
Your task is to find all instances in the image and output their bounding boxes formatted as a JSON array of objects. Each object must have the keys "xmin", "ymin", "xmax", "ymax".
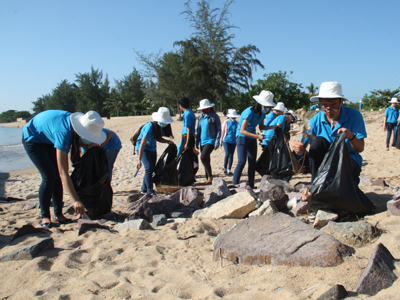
[
  {"xmin": 157, "ymin": 137, "xmax": 175, "ymax": 145},
  {"xmin": 240, "ymin": 119, "xmax": 264, "ymax": 141},
  {"xmin": 99, "ymin": 130, "xmax": 113, "ymax": 148},
  {"xmin": 214, "ymin": 115, "xmax": 221, "ymax": 149},
  {"xmin": 196, "ymin": 117, "xmax": 201, "ymax": 149},
  {"xmin": 56, "ymin": 149, "xmax": 85, "ymax": 217},
  {"xmin": 184, "ymin": 126, "xmax": 191, "ymax": 150},
  {"xmin": 136, "ymin": 137, "xmax": 148, "ymax": 169},
  {"xmin": 337, "ymin": 128, "xmax": 365, "ymax": 152},
  {"xmin": 384, "ymin": 116, "xmax": 387, "ymax": 131},
  {"xmin": 259, "ymin": 121, "xmax": 281, "ymax": 131},
  {"xmin": 220, "ymin": 120, "xmax": 228, "ymax": 143}
]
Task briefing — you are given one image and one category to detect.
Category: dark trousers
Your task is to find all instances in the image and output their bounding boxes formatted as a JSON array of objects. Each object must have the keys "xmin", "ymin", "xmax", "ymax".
[
  {"xmin": 141, "ymin": 149, "xmax": 157, "ymax": 194},
  {"xmin": 309, "ymin": 136, "xmax": 361, "ymax": 184},
  {"xmin": 22, "ymin": 139, "xmax": 63, "ymax": 219},
  {"xmin": 233, "ymin": 137, "xmax": 258, "ymax": 188},
  {"xmin": 386, "ymin": 122, "xmax": 398, "ymax": 148},
  {"xmin": 223, "ymin": 142, "xmax": 236, "ymax": 171},
  {"xmin": 200, "ymin": 144, "xmax": 215, "ymax": 179}
]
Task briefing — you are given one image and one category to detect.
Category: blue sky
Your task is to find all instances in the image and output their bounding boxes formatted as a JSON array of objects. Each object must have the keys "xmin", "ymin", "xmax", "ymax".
[{"xmin": 1, "ymin": 0, "xmax": 400, "ymax": 112}]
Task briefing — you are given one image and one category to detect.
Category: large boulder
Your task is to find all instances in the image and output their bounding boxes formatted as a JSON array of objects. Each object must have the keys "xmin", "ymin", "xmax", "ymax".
[
  {"xmin": 193, "ymin": 191, "xmax": 257, "ymax": 219},
  {"xmin": 321, "ymin": 221, "xmax": 375, "ymax": 247},
  {"xmin": 259, "ymin": 186, "xmax": 288, "ymax": 211},
  {"xmin": 169, "ymin": 188, "xmax": 203, "ymax": 209},
  {"xmin": 0, "ymin": 238, "xmax": 54, "ymax": 262},
  {"xmin": 213, "ymin": 213, "xmax": 350, "ymax": 267},
  {"xmin": 258, "ymin": 176, "xmax": 295, "ymax": 193},
  {"xmin": 203, "ymin": 178, "xmax": 232, "ymax": 207}
]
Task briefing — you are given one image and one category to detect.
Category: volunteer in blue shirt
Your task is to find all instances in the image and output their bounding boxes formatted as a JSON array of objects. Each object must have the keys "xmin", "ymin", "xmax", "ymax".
[
  {"xmin": 384, "ymin": 97, "xmax": 399, "ymax": 150},
  {"xmin": 196, "ymin": 99, "xmax": 221, "ymax": 185},
  {"xmin": 136, "ymin": 107, "xmax": 175, "ymax": 196},
  {"xmin": 293, "ymin": 82, "xmax": 367, "ymax": 187},
  {"xmin": 261, "ymin": 102, "xmax": 286, "ymax": 147},
  {"xmin": 232, "ymin": 90, "xmax": 278, "ymax": 188},
  {"xmin": 23, "ymin": 110, "xmax": 107, "ymax": 228},
  {"xmin": 359, "ymin": 100, "xmax": 363, "ymax": 111},
  {"xmin": 82, "ymin": 128, "xmax": 122, "ymax": 181},
  {"xmin": 177, "ymin": 97, "xmax": 196, "ymax": 155},
  {"xmin": 263, "ymin": 109, "xmax": 296, "ymax": 147},
  {"xmin": 220, "ymin": 109, "xmax": 240, "ymax": 175}
]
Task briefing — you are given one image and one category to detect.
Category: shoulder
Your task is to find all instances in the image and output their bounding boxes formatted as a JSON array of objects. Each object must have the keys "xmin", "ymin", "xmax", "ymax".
[{"xmin": 344, "ymin": 106, "xmax": 364, "ymax": 119}]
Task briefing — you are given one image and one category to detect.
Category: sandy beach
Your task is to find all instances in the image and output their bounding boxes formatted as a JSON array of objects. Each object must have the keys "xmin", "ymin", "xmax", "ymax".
[{"xmin": 0, "ymin": 111, "xmax": 399, "ymax": 299}]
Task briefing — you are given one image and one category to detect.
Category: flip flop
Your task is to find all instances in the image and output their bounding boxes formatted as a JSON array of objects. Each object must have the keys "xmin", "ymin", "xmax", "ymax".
[{"xmin": 40, "ymin": 222, "xmax": 52, "ymax": 229}]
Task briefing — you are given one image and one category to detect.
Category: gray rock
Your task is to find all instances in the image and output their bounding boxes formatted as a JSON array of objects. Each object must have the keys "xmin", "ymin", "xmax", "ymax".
[
  {"xmin": 313, "ymin": 210, "xmax": 339, "ymax": 228},
  {"xmin": 359, "ymin": 177, "xmax": 373, "ymax": 185},
  {"xmin": 152, "ymin": 214, "xmax": 167, "ymax": 227},
  {"xmin": 25, "ymin": 193, "xmax": 39, "ymax": 200},
  {"xmin": 289, "ymin": 201, "xmax": 310, "ymax": 217},
  {"xmin": 288, "ymin": 191, "xmax": 303, "ymax": 202},
  {"xmin": 170, "ymin": 207, "xmax": 196, "ymax": 218},
  {"xmin": 213, "ymin": 213, "xmax": 349, "ymax": 267},
  {"xmin": 393, "ymin": 191, "xmax": 400, "ymax": 201},
  {"xmin": 193, "ymin": 191, "xmax": 257, "ymax": 219},
  {"xmin": 0, "ymin": 237, "xmax": 54, "ymax": 262},
  {"xmin": 115, "ymin": 219, "xmax": 153, "ymax": 230},
  {"xmin": 316, "ymin": 284, "xmax": 348, "ymax": 300},
  {"xmin": 169, "ymin": 188, "xmax": 203, "ymax": 209},
  {"xmin": 78, "ymin": 219, "xmax": 111, "ymax": 236},
  {"xmin": 258, "ymin": 176, "xmax": 295, "ymax": 193},
  {"xmin": 11, "ymin": 224, "xmax": 50, "ymax": 243},
  {"xmin": 231, "ymin": 185, "xmax": 258, "ymax": 200},
  {"xmin": 248, "ymin": 200, "xmax": 278, "ymax": 217},
  {"xmin": 294, "ymin": 183, "xmax": 309, "ymax": 193},
  {"xmin": 356, "ymin": 243, "xmax": 397, "ymax": 296},
  {"xmin": 20, "ymin": 199, "xmax": 39, "ymax": 210},
  {"xmin": 259, "ymin": 186, "xmax": 288, "ymax": 211},
  {"xmin": 203, "ymin": 178, "xmax": 232, "ymax": 207},
  {"xmin": 321, "ymin": 221, "xmax": 375, "ymax": 246},
  {"xmin": 387, "ymin": 199, "xmax": 400, "ymax": 217}
]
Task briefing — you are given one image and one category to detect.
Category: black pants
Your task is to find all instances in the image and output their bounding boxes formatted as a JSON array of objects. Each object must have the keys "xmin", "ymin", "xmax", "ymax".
[
  {"xmin": 200, "ymin": 144, "xmax": 215, "ymax": 179},
  {"xmin": 178, "ymin": 135, "xmax": 195, "ymax": 156},
  {"xmin": 309, "ymin": 136, "xmax": 361, "ymax": 184},
  {"xmin": 386, "ymin": 122, "xmax": 398, "ymax": 148}
]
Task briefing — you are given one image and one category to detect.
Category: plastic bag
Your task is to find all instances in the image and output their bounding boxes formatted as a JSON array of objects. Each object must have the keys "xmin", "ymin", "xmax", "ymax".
[
  {"xmin": 309, "ymin": 133, "xmax": 375, "ymax": 215},
  {"xmin": 152, "ymin": 144, "xmax": 179, "ymax": 186},
  {"xmin": 256, "ymin": 128, "xmax": 292, "ymax": 181},
  {"xmin": 177, "ymin": 149, "xmax": 196, "ymax": 186},
  {"xmin": 71, "ymin": 147, "xmax": 113, "ymax": 218},
  {"xmin": 393, "ymin": 124, "xmax": 400, "ymax": 149}
]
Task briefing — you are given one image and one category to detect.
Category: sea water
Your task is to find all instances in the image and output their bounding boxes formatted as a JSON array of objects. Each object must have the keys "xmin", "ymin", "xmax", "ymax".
[{"xmin": 0, "ymin": 126, "xmax": 34, "ymax": 172}]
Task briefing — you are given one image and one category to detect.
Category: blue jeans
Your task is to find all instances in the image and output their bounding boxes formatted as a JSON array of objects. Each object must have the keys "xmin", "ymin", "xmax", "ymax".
[
  {"xmin": 106, "ymin": 149, "xmax": 120, "ymax": 182},
  {"xmin": 223, "ymin": 142, "xmax": 236, "ymax": 171},
  {"xmin": 386, "ymin": 123, "xmax": 398, "ymax": 148},
  {"xmin": 233, "ymin": 137, "xmax": 258, "ymax": 188},
  {"xmin": 141, "ymin": 149, "xmax": 157, "ymax": 194},
  {"xmin": 22, "ymin": 139, "xmax": 63, "ymax": 219}
]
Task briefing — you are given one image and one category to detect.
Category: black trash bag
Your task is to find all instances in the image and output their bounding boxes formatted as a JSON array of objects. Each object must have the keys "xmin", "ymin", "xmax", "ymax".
[
  {"xmin": 393, "ymin": 124, "xmax": 400, "ymax": 149},
  {"xmin": 177, "ymin": 149, "xmax": 196, "ymax": 186},
  {"xmin": 309, "ymin": 133, "xmax": 375, "ymax": 215},
  {"xmin": 255, "ymin": 128, "xmax": 292, "ymax": 181},
  {"xmin": 71, "ymin": 147, "xmax": 113, "ymax": 218},
  {"xmin": 152, "ymin": 144, "xmax": 178, "ymax": 186},
  {"xmin": 193, "ymin": 154, "xmax": 199, "ymax": 176}
]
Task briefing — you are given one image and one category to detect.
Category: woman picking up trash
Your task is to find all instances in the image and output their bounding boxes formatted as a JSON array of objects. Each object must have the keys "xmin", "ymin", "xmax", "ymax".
[
  {"xmin": 261, "ymin": 102, "xmax": 286, "ymax": 149},
  {"xmin": 220, "ymin": 109, "xmax": 240, "ymax": 175},
  {"xmin": 23, "ymin": 110, "xmax": 107, "ymax": 228},
  {"xmin": 196, "ymin": 99, "xmax": 221, "ymax": 185},
  {"xmin": 136, "ymin": 107, "xmax": 175, "ymax": 196},
  {"xmin": 232, "ymin": 90, "xmax": 279, "ymax": 188}
]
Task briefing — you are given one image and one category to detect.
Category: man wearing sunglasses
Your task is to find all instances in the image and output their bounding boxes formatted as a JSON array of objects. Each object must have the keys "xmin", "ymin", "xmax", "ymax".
[{"xmin": 293, "ymin": 81, "xmax": 367, "ymax": 185}]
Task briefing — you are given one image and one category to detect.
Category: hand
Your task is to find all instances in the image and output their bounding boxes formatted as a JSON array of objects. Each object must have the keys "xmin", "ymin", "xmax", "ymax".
[
  {"xmin": 384, "ymin": 125, "xmax": 387, "ymax": 131},
  {"xmin": 196, "ymin": 144, "xmax": 199, "ymax": 150},
  {"xmin": 74, "ymin": 201, "xmax": 85, "ymax": 218},
  {"xmin": 256, "ymin": 134, "xmax": 264, "ymax": 141},
  {"xmin": 184, "ymin": 144, "xmax": 189, "ymax": 150},
  {"xmin": 86, "ymin": 144, "xmax": 99, "ymax": 150},
  {"xmin": 338, "ymin": 128, "xmax": 354, "ymax": 140},
  {"xmin": 214, "ymin": 146, "xmax": 219, "ymax": 151},
  {"xmin": 293, "ymin": 141, "xmax": 305, "ymax": 155},
  {"xmin": 275, "ymin": 124, "xmax": 282, "ymax": 128},
  {"xmin": 137, "ymin": 160, "xmax": 142, "ymax": 169}
]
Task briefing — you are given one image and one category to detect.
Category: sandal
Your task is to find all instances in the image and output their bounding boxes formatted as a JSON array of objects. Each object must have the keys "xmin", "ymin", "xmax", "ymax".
[{"xmin": 40, "ymin": 222, "xmax": 53, "ymax": 229}]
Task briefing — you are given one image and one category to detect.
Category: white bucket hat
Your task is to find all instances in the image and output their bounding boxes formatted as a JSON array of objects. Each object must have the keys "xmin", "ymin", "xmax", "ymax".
[
  {"xmin": 273, "ymin": 102, "xmax": 286, "ymax": 112},
  {"xmin": 310, "ymin": 81, "xmax": 348, "ymax": 102},
  {"xmin": 197, "ymin": 99, "xmax": 215, "ymax": 110},
  {"xmin": 285, "ymin": 109, "xmax": 296, "ymax": 119},
  {"xmin": 226, "ymin": 109, "xmax": 240, "ymax": 118},
  {"xmin": 389, "ymin": 97, "xmax": 399, "ymax": 103},
  {"xmin": 253, "ymin": 90, "xmax": 276, "ymax": 107},
  {"xmin": 70, "ymin": 111, "xmax": 107, "ymax": 144},
  {"xmin": 152, "ymin": 107, "xmax": 174, "ymax": 124}
]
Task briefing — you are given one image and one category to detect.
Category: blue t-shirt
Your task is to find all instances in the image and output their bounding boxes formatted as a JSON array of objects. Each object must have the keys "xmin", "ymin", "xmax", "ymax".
[
  {"xmin": 200, "ymin": 114, "xmax": 216, "ymax": 146},
  {"xmin": 385, "ymin": 106, "xmax": 399, "ymax": 123},
  {"xmin": 236, "ymin": 107, "xmax": 266, "ymax": 139},
  {"xmin": 262, "ymin": 115, "xmax": 286, "ymax": 145},
  {"xmin": 262, "ymin": 111, "xmax": 278, "ymax": 145},
  {"xmin": 307, "ymin": 106, "xmax": 367, "ymax": 169},
  {"xmin": 136, "ymin": 122, "xmax": 157, "ymax": 152},
  {"xmin": 23, "ymin": 110, "xmax": 73, "ymax": 153},
  {"xmin": 182, "ymin": 109, "xmax": 196, "ymax": 135},
  {"xmin": 223, "ymin": 119, "xmax": 238, "ymax": 144}
]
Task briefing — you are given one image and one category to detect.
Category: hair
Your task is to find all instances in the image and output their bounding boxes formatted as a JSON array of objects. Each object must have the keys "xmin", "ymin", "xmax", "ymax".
[
  {"xmin": 70, "ymin": 131, "xmax": 82, "ymax": 167},
  {"xmin": 179, "ymin": 97, "xmax": 190, "ymax": 109},
  {"xmin": 152, "ymin": 122, "xmax": 173, "ymax": 140},
  {"xmin": 252, "ymin": 103, "xmax": 262, "ymax": 115}
]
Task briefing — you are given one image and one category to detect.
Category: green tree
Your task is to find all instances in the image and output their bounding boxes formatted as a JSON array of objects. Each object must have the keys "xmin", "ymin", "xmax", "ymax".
[
  {"xmin": 32, "ymin": 94, "xmax": 52, "ymax": 115},
  {"xmin": 367, "ymin": 88, "xmax": 400, "ymax": 108},
  {"xmin": 306, "ymin": 83, "xmax": 318, "ymax": 98},
  {"xmin": 46, "ymin": 80, "xmax": 77, "ymax": 112}
]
